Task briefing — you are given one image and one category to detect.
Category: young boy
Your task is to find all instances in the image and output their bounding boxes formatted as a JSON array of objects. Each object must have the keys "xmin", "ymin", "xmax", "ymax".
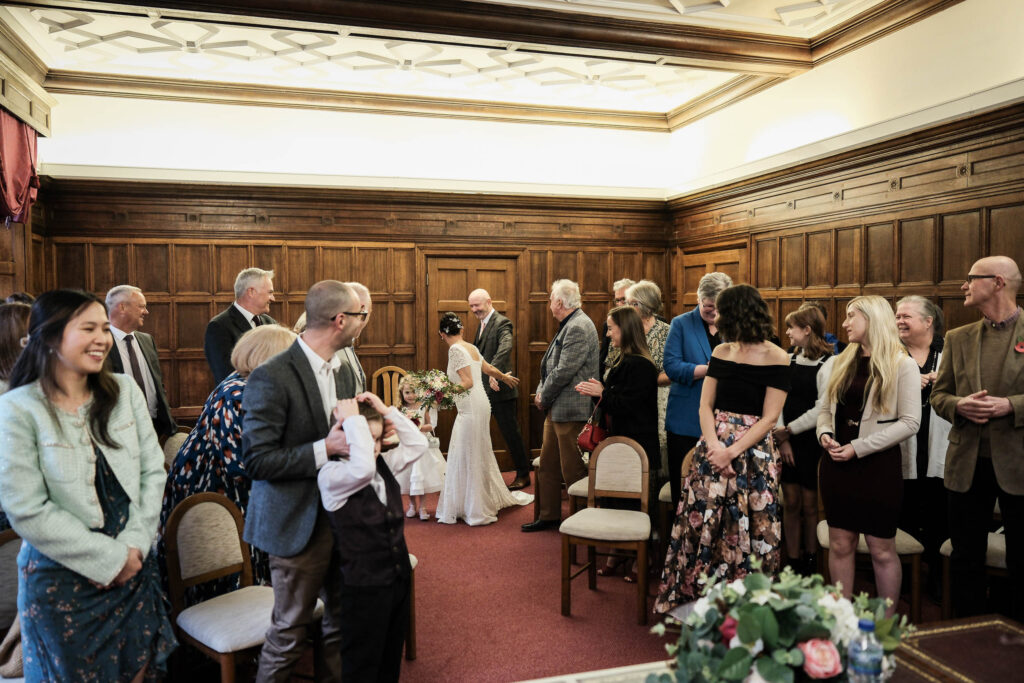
[{"xmin": 317, "ymin": 391, "xmax": 428, "ymax": 682}]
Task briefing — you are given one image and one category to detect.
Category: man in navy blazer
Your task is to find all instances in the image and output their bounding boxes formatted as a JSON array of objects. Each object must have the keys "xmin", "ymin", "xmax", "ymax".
[
  {"xmin": 204, "ymin": 267, "xmax": 277, "ymax": 384},
  {"xmin": 105, "ymin": 285, "xmax": 177, "ymax": 439},
  {"xmin": 469, "ymin": 288, "xmax": 531, "ymax": 490},
  {"xmin": 663, "ymin": 272, "xmax": 732, "ymax": 508},
  {"xmin": 242, "ymin": 280, "xmax": 363, "ymax": 683}
]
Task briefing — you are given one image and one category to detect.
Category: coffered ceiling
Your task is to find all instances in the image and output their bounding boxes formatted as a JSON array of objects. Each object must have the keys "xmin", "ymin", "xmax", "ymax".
[{"xmin": 0, "ymin": 0, "xmax": 963, "ymax": 133}]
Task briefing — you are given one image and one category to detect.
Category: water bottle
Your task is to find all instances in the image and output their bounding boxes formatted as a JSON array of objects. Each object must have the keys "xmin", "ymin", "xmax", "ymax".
[{"xmin": 847, "ymin": 618, "xmax": 884, "ymax": 682}]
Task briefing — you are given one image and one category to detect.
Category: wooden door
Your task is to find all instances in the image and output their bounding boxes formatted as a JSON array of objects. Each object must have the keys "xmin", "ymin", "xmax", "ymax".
[
  {"xmin": 426, "ymin": 256, "xmax": 520, "ymax": 470},
  {"xmin": 676, "ymin": 247, "xmax": 748, "ymax": 311}
]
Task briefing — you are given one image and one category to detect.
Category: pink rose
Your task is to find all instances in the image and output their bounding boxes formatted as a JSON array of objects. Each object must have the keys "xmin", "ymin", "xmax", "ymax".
[
  {"xmin": 719, "ymin": 616, "xmax": 738, "ymax": 642},
  {"xmin": 798, "ymin": 639, "xmax": 843, "ymax": 679}
]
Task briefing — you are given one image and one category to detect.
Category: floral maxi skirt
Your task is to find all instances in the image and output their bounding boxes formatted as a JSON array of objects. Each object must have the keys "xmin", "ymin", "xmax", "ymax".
[{"xmin": 654, "ymin": 410, "xmax": 782, "ymax": 614}]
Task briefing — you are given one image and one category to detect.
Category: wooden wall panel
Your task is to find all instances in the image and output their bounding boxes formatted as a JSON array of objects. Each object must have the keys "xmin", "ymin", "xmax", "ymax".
[
  {"xmin": 939, "ymin": 211, "xmax": 982, "ymax": 284},
  {"xmin": 806, "ymin": 231, "xmax": 832, "ymax": 287},
  {"xmin": 899, "ymin": 218, "xmax": 935, "ymax": 285},
  {"xmin": 780, "ymin": 234, "xmax": 804, "ymax": 289},
  {"xmin": 135, "ymin": 243, "xmax": 171, "ymax": 294},
  {"xmin": 865, "ymin": 222, "xmax": 894, "ymax": 285},
  {"xmin": 989, "ymin": 204, "xmax": 1024, "ymax": 268}
]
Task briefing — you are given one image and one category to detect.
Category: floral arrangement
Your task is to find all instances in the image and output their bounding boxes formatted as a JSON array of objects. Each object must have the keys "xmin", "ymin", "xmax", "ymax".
[
  {"xmin": 648, "ymin": 568, "xmax": 912, "ymax": 683},
  {"xmin": 405, "ymin": 369, "xmax": 467, "ymax": 410}
]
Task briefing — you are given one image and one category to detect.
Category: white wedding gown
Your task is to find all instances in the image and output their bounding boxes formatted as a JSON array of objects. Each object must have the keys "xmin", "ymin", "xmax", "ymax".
[{"xmin": 435, "ymin": 343, "xmax": 533, "ymax": 526}]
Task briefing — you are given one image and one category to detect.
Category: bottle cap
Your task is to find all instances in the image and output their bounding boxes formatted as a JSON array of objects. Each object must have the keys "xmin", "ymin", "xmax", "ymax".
[{"xmin": 858, "ymin": 618, "xmax": 875, "ymax": 631}]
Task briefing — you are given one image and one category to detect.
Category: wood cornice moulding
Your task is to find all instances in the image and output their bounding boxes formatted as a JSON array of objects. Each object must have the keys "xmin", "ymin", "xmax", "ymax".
[
  {"xmin": 811, "ymin": 0, "xmax": 966, "ymax": 65},
  {"xmin": 667, "ymin": 101, "xmax": 1024, "ymax": 213},
  {"xmin": 0, "ymin": 52, "xmax": 53, "ymax": 136},
  {"xmin": 666, "ymin": 74, "xmax": 783, "ymax": 131},
  {"xmin": 0, "ymin": 13, "xmax": 47, "ymax": 84},
  {"xmin": 43, "ymin": 70, "xmax": 670, "ymax": 132}
]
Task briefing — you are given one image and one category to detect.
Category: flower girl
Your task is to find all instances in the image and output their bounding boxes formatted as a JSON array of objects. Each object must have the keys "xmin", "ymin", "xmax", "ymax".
[{"xmin": 386, "ymin": 376, "xmax": 446, "ymax": 520}]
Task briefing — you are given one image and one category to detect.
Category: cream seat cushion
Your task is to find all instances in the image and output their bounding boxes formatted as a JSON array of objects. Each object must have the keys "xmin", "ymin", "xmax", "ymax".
[
  {"xmin": 658, "ymin": 482, "xmax": 671, "ymax": 504},
  {"xmin": 939, "ymin": 533, "xmax": 1006, "ymax": 569},
  {"xmin": 567, "ymin": 477, "xmax": 588, "ymax": 498},
  {"xmin": 409, "ymin": 553, "xmax": 418, "ymax": 571},
  {"xmin": 176, "ymin": 586, "xmax": 324, "ymax": 653},
  {"xmin": 816, "ymin": 520, "xmax": 923, "ymax": 555},
  {"xmin": 559, "ymin": 508, "xmax": 650, "ymax": 542}
]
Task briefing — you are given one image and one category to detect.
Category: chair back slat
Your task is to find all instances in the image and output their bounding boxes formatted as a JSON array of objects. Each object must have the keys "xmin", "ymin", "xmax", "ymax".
[{"xmin": 371, "ymin": 365, "xmax": 407, "ymax": 407}]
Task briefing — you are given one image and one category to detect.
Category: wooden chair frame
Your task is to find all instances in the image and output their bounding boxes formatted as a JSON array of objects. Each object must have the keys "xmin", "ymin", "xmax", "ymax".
[
  {"xmin": 164, "ymin": 492, "xmax": 257, "ymax": 683},
  {"xmin": 370, "ymin": 365, "xmax": 407, "ymax": 407},
  {"xmin": 560, "ymin": 437, "xmax": 650, "ymax": 625}
]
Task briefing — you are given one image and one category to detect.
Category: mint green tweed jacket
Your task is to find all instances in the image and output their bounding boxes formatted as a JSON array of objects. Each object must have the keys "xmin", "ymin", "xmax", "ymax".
[{"xmin": 0, "ymin": 374, "xmax": 165, "ymax": 586}]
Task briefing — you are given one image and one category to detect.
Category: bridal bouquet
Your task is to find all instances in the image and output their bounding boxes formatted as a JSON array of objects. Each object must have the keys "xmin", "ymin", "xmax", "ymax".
[
  {"xmin": 648, "ymin": 567, "xmax": 912, "ymax": 683},
  {"xmin": 405, "ymin": 369, "xmax": 467, "ymax": 410}
]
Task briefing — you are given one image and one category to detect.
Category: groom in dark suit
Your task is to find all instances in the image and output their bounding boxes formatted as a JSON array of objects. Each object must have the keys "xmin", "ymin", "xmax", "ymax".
[
  {"xmin": 104, "ymin": 285, "xmax": 177, "ymax": 439},
  {"xmin": 204, "ymin": 267, "xmax": 277, "ymax": 384},
  {"xmin": 242, "ymin": 280, "xmax": 363, "ymax": 683},
  {"xmin": 468, "ymin": 288, "xmax": 531, "ymax": 490}
]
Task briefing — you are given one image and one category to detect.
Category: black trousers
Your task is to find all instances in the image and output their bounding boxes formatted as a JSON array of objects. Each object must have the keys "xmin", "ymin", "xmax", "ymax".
[
  {"xmin": 339, "ymin": 575, "xmax": 411, "ymax": 683},
  {"xmin": 491, "ymin": 398, "xmax": 531, "ymax": 477},
  {"xmin": 948, "ymin": 455, "xmax": 1024, "ymax": 621},
  {"xmin": 666, "ymin": 432, "xmax": 700, "ymax": 511}
]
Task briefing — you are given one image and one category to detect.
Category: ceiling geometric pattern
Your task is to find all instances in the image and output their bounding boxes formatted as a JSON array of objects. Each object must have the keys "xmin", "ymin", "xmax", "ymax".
[{"xmin": 8, "ymin": 5, "xmax": 737, "ymax": 111}]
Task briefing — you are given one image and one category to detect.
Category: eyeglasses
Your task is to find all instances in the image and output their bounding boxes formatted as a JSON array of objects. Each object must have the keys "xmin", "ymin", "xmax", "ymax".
[
  {"xmin": 613, "ymin": 297, "xmax": 627, "ymax": 304},
  {"xmin": 965, "ymin": 274, "xmax": 998, "ymax": 283},
  {"xmin": 331, "ymin": 310, "xmax": 369, "ymax": 321},
  {"xmin": 627, "ymin": 300, "xmax": 642, "ymax": 309}
]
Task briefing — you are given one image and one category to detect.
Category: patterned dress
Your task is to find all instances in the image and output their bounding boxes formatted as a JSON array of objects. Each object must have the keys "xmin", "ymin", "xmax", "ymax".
[
  {"xmin": 157, "ymin": 372, "xmax": 269, "ymax": 605},
  {"xmin": 19, "ymin": 447, "xmax": 177, "ymax": 681},
  {"xmin": 655, "ymin": 357, "xmax": 790, "ymax": 612}
]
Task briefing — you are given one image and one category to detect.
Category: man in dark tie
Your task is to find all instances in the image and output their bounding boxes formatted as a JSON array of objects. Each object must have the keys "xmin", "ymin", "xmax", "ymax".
[
  {"xmin": 468, "ymin": 288, "xmax": 531, "ymax": 490},
  {"xmin": 105, "ymin": 285, "xmax": 177, "ymax": 439},
  {"xmin": 204, "ymin": 267, "xmax": 277, "ymax": 384},
  {"xmin": 242, "ymin": 280, "xmax": 363, "ymax": 682}
]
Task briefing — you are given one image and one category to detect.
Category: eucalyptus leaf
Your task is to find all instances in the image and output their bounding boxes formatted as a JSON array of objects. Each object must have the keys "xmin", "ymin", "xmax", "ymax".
[
  {"xmin": 745, "ymin": 573, "xmax": 771, "ymax": 592},
  {"xmin": 788, "ymin": 647, "xmax": 804, "ymax": 666},
  {"xmin": 737, "ymin": 613, "xmax": 762, "ymax": 644},
  {"xmin": 756, "ymin": 606, "xmax": 780, "ymax": 648}
]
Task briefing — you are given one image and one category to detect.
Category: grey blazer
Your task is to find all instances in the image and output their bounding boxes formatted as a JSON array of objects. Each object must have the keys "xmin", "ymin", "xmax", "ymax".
[
  {"xmin": 241, "ymin": 340, "xmax": 357, "ymax": 557},
  {"xmin": 475, "ymin": 311, "xmax": 517, "ymax": 402},
  {"xmin": 535, "ymin": 309, "xmax": 600, "ymax": 422}
]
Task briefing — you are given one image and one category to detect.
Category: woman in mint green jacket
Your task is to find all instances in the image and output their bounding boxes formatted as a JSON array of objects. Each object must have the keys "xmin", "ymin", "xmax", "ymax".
[{"xmin": 0, "ymin": 289, "xmax": 175, "ymax": 682}]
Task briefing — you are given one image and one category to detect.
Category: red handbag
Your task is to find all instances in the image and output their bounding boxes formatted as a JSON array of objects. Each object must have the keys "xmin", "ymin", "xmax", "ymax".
[{"xmin": 577, "ymin": 398, "xmax": 608, "ymax": 453}]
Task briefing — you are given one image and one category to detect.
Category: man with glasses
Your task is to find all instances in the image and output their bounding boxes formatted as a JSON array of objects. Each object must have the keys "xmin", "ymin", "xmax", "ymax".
[
  {"xmin": 600, "ymin": 278, "xmax": 635, "ymax": 378},
  {"xmin": 932, "ymin": 255, "xmax": 1024, "ymax": 621},
  {"xmin": 341, "ymin": 282, "xmax": 372, "ymax": 394},
  {"xmin": 242, "ymin": 280, "xmax": 363, "ymax": 683}
]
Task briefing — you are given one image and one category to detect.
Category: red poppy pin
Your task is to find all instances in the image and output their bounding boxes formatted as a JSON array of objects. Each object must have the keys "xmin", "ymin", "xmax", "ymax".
[{"xmin": 1016, "ymin": 336, "xmax": 1024, "ymax": 353}]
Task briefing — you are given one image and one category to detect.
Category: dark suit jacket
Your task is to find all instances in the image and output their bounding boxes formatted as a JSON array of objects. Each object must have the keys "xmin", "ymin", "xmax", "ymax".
[
  {"xmin": 241, "ymin": 341, "xmax": 357, "ymax": 557},
  {"xmin": 474, "ymin": 311, "xmax": 517, "ymax": 402},
  {"xmin": 601, "ymin": 354, "xmax": 660, "ymax": 465},
  {"xmin": 931, "ymin": 316, "xmax": 1024, "ymax": 494},
  {"xmin": 107, "ymin": 330, "xmax": 177, "ymax": 438},
  {"xmin": 204, "ymin": 304, "xmax": 276, "ymax": 384}
]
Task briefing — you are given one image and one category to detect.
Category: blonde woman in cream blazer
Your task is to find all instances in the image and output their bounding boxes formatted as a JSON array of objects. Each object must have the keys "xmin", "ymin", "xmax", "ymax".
[
  {"xmin": 816, "ymin": 296, "xmax": 921, "ymax": 617},
  {"xmin": 0, "ymin": 290, "xmax": 175, "ymax": 682}
]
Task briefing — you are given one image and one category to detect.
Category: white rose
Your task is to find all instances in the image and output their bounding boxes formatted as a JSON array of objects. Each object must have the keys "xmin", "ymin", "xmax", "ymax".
[
  {"xmin": 728, "ymin": 579, "xmax": 747, "ymax": 596},
  {"xmin": 692, "ymin": 597, "xmax": 711, "ymax": 620}
]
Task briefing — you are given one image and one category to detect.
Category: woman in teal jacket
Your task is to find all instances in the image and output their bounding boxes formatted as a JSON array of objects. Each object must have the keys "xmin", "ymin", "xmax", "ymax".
[{"xmin": 0, "ymin": 289, "xmax": 175, "ymax": 682}]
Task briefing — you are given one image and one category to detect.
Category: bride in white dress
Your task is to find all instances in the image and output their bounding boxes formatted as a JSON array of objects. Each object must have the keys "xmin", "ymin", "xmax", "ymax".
[{"xmin": 435, "ymin": 312, "xmax": 534, "ymax": 525}]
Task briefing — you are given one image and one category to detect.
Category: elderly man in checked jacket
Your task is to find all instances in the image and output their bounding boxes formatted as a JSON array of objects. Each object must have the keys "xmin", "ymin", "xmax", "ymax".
[{"xmin": 522, "ymin": 279, "xmax": 600, "ymax": 532}]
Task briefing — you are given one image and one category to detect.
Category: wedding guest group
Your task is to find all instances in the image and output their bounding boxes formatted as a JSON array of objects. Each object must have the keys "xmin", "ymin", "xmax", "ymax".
[{"xmin": 2, "ymin": 254, "xmax": 1022, "ymax": 679}]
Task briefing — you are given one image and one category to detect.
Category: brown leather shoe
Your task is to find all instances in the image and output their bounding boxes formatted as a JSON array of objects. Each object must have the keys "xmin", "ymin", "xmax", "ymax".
[{"xmin": 508, "ymin": 474, "xmax": 531, "ymax": 491}]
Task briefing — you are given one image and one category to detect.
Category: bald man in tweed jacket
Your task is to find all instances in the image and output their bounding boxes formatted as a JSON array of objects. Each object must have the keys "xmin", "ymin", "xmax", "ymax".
[{"xmin": 522, "ymin": 279, "xmax": 600, "ymax": 531}]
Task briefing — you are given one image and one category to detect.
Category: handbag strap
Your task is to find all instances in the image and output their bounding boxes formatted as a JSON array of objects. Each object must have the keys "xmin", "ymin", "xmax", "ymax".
[{"xmin": 586, "ymin": 396, "xmax": 603, "ymax": 424}]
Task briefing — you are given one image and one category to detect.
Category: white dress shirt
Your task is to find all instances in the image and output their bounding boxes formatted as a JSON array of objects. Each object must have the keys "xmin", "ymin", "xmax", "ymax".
[
  {"xmin": 317, "ymin": 406, "xmax": 427, "ymax": 512},
  {"xmin": 233, "ymin": 301, "xmax": 258, "ymax": 328},
  {"xmin": 109, "ymin": 325, "xmax": 157, "ymax": 419},
  {"xmin": 297, "ymin": 336, "xmax": 341, "ymax": 469}
]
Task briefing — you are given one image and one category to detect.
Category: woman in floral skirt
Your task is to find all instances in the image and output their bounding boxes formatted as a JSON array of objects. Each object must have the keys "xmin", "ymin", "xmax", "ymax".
[{"xmin": 655, "ymin": 284, "xmax": 790, "ymax": 616}]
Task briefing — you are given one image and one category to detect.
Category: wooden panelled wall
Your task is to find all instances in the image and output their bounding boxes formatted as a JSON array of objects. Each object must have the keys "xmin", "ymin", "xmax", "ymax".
[
  {"xmin": 27, "ymin": 186, "xmax": 669, "ymax": 453},
  {"xmin": 668, "ymin": 103, "xmax": 1024, "ymax": 340},
  {"xmin": 18, "ymin": 101, "xmax": 1024, "ymax": 454}
]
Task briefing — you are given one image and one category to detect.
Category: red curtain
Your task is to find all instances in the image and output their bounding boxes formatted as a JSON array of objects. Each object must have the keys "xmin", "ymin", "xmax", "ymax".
[{"xmin": 0, "ymin": 106, "xmax": 39, "ymax": 224}]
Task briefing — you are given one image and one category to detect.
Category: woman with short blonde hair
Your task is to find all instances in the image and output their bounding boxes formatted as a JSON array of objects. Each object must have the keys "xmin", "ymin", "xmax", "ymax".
[
  {"xmin": 158, "ymin": 324, "xmax": 298, "ymax": 602},
  {"xmin": 817, "ymin": 295, "xmax": 921, "ymax": 615}
]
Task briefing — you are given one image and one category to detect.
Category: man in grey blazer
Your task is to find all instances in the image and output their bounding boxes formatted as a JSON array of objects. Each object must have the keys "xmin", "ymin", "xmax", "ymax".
[
  {"xmin": 932, "ymin": 255, "xmax": 1024, "ymax": 620},
  {"xmin": 105, "ymin": 285, "xmax": 177, "ymax": 439},
  {"xmin": 469, "ymin": 288, "xmax": 531, "ymax": 490},
  {"xmin": 522, "ymin": 279, "xmax": 600, "ymax": 531},
  {"xmin": 242, "ymin": 280, "xmax": 363, "ymax": 683}
]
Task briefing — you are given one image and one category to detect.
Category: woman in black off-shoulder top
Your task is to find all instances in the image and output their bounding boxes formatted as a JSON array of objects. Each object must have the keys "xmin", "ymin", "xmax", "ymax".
[{"xmin": 655, "ymin": 285, "xmax": 790, "ymax": 614}]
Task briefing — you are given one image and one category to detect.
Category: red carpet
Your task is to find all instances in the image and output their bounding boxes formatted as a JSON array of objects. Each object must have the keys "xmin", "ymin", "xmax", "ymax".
[{"xmin": 401, "ymin": 476, "xmax": 673, "ymax": 682}]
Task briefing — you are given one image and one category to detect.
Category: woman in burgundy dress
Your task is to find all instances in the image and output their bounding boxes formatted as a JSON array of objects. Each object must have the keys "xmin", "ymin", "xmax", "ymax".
[{"xmin": 817, "ymin": 295, "xmax": 920, "ymax": 616}]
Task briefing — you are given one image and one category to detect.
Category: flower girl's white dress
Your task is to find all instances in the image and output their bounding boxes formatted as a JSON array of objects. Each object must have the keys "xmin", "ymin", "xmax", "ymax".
[{"xmin": 388, "ymin": 405, "xmax": 445, "ymax": 496}]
